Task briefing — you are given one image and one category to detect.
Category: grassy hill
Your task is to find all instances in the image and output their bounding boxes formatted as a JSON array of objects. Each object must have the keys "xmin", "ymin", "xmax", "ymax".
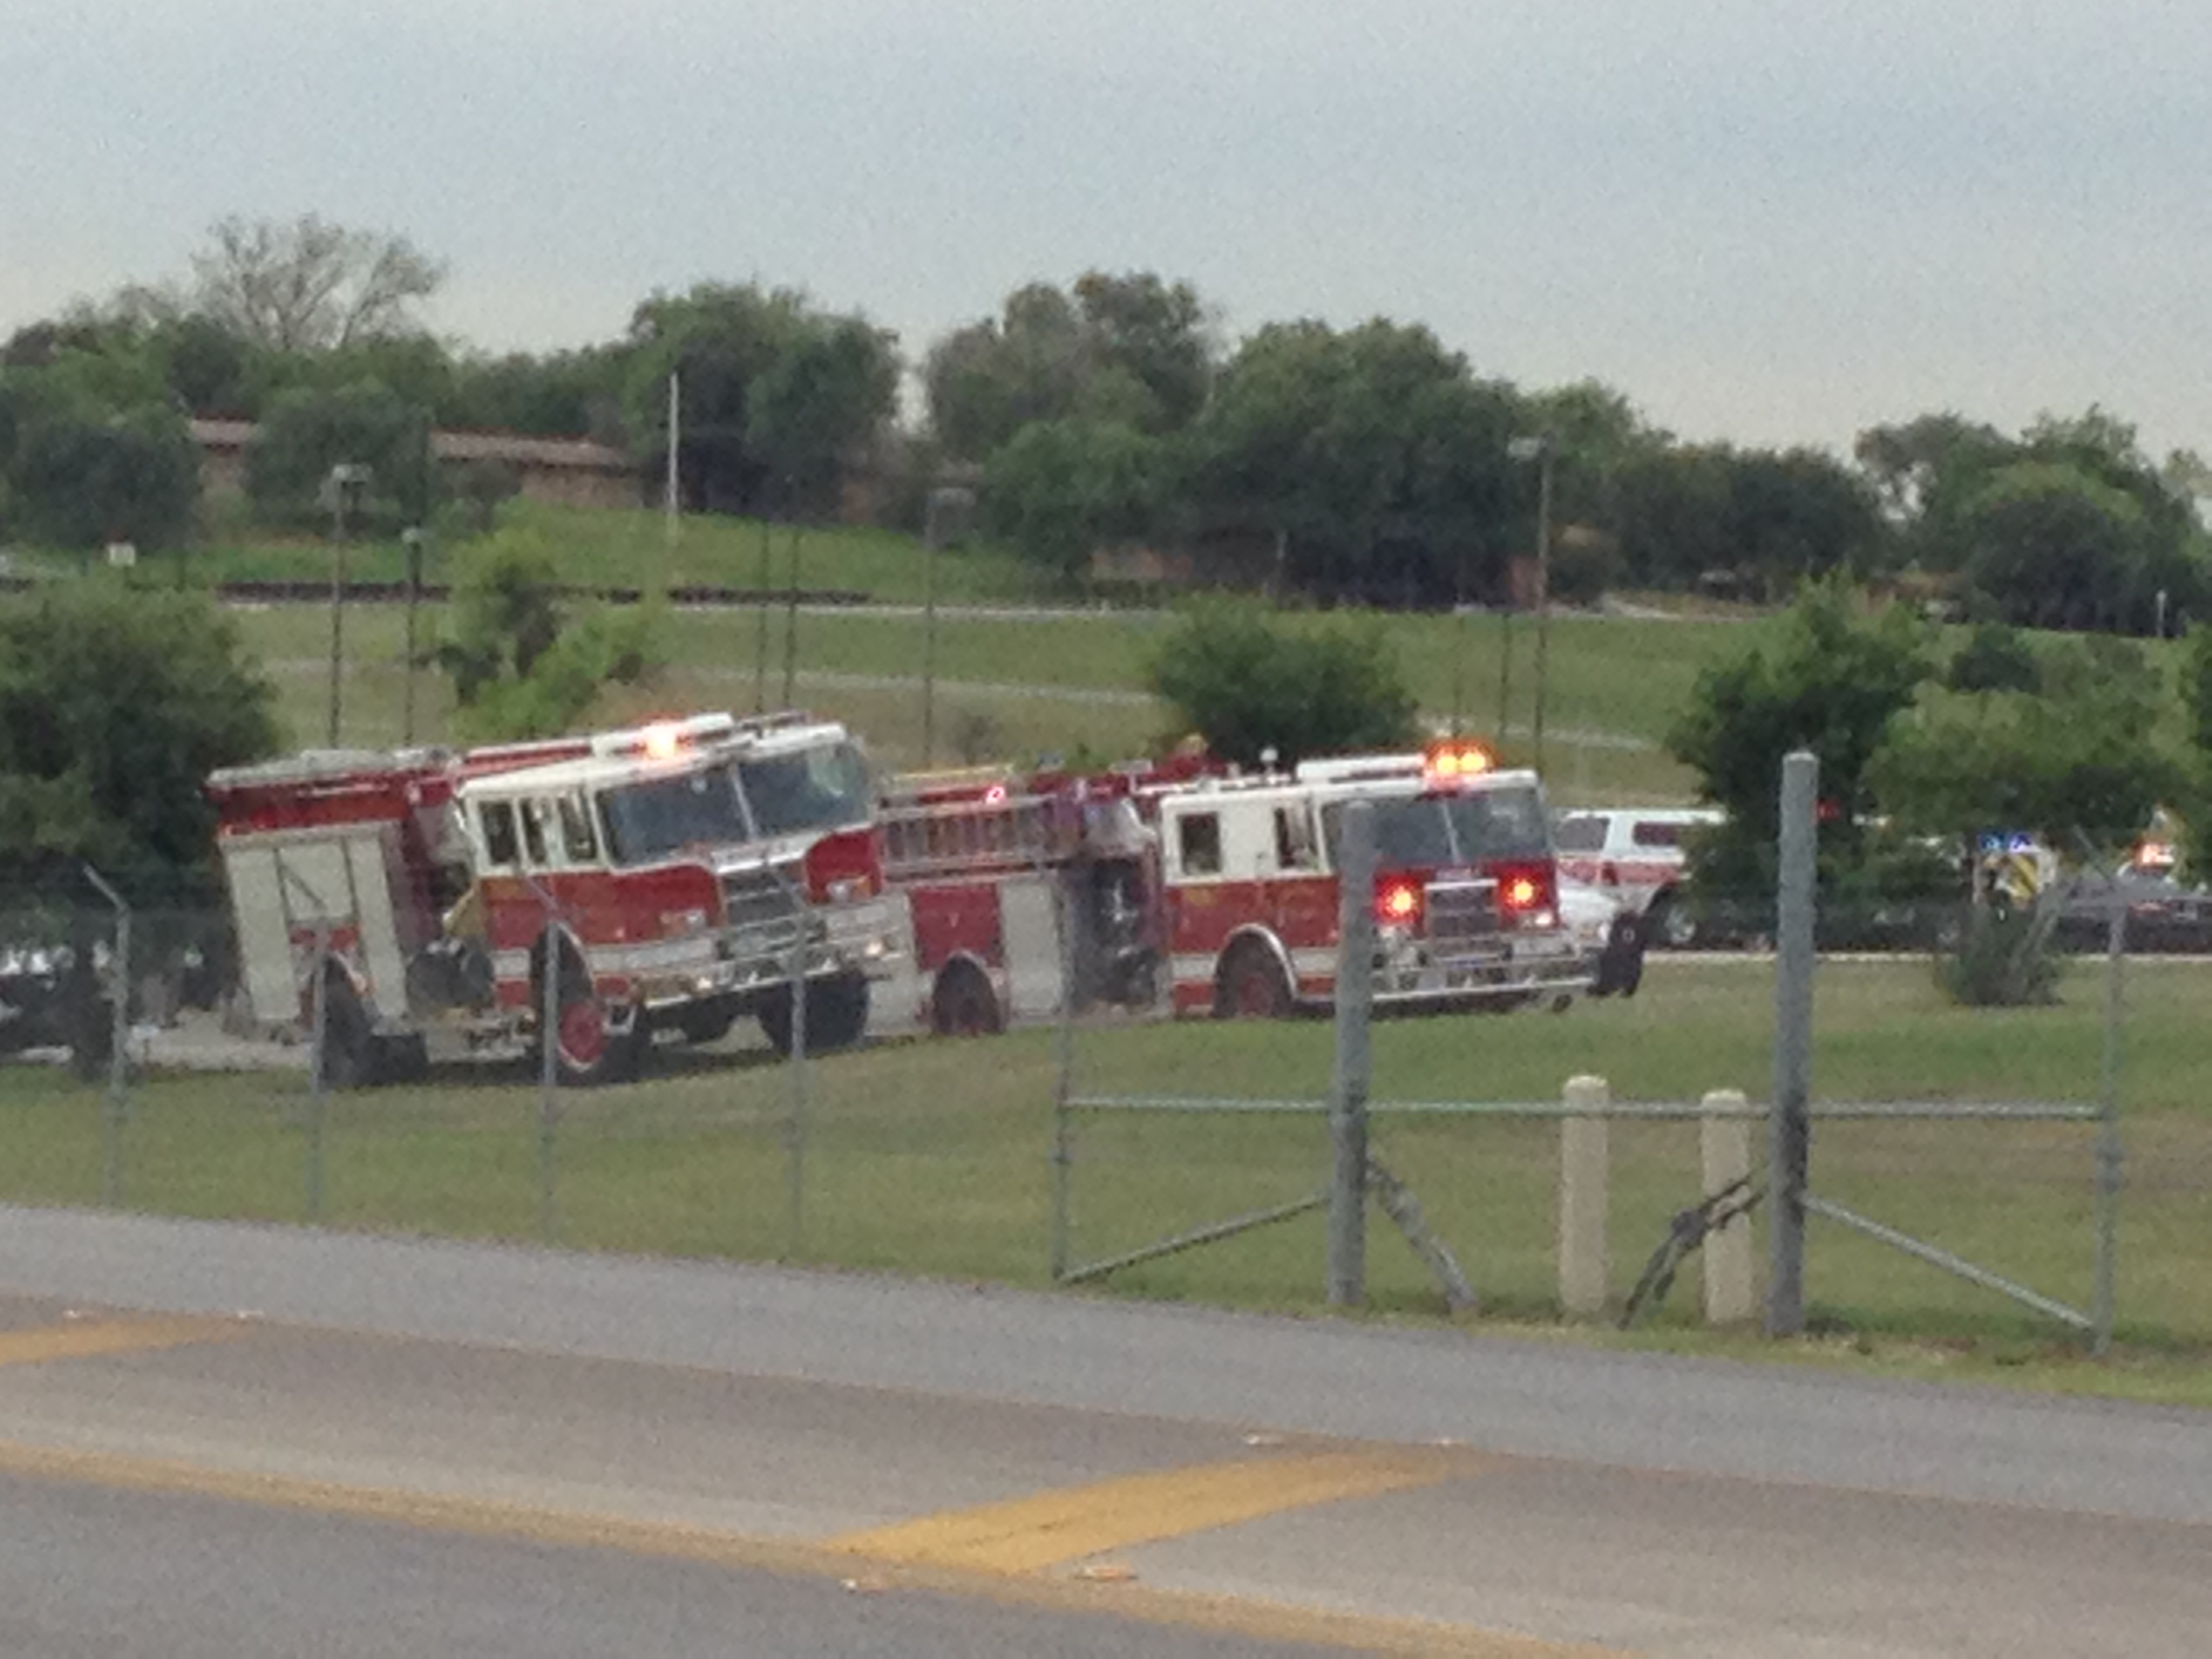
[{"xmin": 41, "ymin": 500, "xmax": 1770, "ymax": 800}]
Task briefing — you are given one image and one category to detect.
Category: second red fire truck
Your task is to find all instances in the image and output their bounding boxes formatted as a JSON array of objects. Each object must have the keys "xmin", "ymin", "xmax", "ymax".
[
  {"xmin": 878, "ymin": 741, "xmax": 1586, "ymax": 1032},
  {"xmin": 207, "ymin": 710, "xmax": 900, "ymax": 1085}
]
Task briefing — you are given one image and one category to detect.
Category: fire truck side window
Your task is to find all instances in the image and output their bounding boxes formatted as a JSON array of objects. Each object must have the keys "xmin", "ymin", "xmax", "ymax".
[
  {"xmin": 478, "ymin": 801, "xmax": 518, "ymax": 868},
  {"xmin": 1176, "ymin": 813, "xmax": 1223, "ymax": 877},
  {"xmin": 1274, "ymin": 806, "xmax": 1316, "ymax": 871},
  {"xmin": 518, "ymin": 798, "xmax": 552, "ymax": 867},
  {"xmin": 558, "ymin": 793, "xmax": 598, "ymax": 863}
]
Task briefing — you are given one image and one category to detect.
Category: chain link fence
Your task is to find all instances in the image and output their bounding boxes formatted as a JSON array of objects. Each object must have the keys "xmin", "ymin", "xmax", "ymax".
[{"xmin": 6, "ymin": 830, "xmax": 2210, "ymax": 1356}]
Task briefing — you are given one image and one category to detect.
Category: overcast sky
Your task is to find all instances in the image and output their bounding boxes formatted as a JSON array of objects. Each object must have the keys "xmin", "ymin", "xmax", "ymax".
[{"xmin": 5, "ymin": 1, "xmax": 2207, "ymax": 459}]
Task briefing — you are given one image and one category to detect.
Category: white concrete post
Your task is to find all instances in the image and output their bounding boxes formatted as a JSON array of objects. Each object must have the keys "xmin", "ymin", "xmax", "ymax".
[
  {"xmin": 1558, "ymin": 1075, "xmax": 1610, "ymax": 1317},
  {"xmin": 1700, "ymin": 1089, "xmax": 1757, "ymax": 1325}
]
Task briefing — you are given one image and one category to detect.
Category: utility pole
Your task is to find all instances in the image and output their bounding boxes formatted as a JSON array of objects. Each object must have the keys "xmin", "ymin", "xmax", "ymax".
[
  {"xmin": 401, "ymin": 527, "xmax": 425, "ymax": 745},
  {"xmin": 1507, "ymin": 434, "xmax": 1555, "ymax": 765},
  {"xmin": 663, "ymin": 369, "xmax": 682, "ymax": 552},
  {"xmin": 324, "ymin": 464, "xmax": 370, "ymax": 747}
]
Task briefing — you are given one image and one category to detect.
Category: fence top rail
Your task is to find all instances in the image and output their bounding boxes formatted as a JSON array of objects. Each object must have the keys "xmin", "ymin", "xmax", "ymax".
[{"xmin": 1064, "ymin": 1094, "xmax": 2100, "ymax": 1122}]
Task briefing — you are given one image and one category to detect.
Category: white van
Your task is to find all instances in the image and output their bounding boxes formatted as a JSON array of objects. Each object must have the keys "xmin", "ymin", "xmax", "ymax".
[{"xmin": 1552, "ymin": 807, "xmax": 1724, "ymax": 946}]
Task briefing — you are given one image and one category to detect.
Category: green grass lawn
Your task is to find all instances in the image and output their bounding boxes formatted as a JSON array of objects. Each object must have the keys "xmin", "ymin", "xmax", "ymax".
[
  {"xmin": 5, "ymin": 959, "xmax": 2207, "ymax": 1404},
  {"xmin": 66, "ymin": 497, "xmax": 1729, "ymax": 796},
  {"xmin": 224, "ymin": 588, "xmax": 1713, "ymax": 800},
  {"xmin": 179, "ymin": 497, "xmax": 1044, "ymax": 605}
]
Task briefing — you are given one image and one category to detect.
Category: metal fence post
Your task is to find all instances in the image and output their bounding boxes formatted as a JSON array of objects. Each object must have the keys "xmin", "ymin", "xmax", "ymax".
[
  {"xmin": 785, "ymin": 941, "xmax": 809, "ymax": 1259},
  {"xmin": 1328, "ymin": 801, "xmax": 1377, "ymax": 1308},
  {"xmin": 539, "ymin": 922, "xmax": 561, "ymax": 1242},
  {"xmin": 81, "ymin": 865, "xmax": 131, "ymax": 1209},
  {"xmin": 2093, "ymin": 886, "xmax": 2126, "ymax": 1355},
  {"xmin": 1050, "ymin": 878, "xmax": 1078, "ymax": 1282},
  {"xmin": 306, "ymin": 922, "xmax": 329, "ymax": 1223},
  {"xmin": 1767, "ymin": 749, "xmax": 1818, "ymax": 1337}
]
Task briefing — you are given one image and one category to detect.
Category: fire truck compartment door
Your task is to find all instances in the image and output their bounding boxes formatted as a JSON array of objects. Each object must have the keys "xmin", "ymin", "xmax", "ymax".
[
  {"xmin": 1000, "ymin": 878, "xmax": 1063, "ymax": 1021},
  {"xmin": 342, "ymin": 829, "xmax": 409, "ymax": 1012},
  {"xmin": 224, "ymin": 845, "xmax": 298, "ymax": 1024}
]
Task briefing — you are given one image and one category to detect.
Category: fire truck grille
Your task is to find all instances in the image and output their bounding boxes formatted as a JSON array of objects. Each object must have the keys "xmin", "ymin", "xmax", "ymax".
[
  {"xmin": 1424, "ymin": 878, "xmax": 1502, "ymax": 951},
  {"xmin": 721, "ymin": 867, "xmax": 807, "ymax": 957}
]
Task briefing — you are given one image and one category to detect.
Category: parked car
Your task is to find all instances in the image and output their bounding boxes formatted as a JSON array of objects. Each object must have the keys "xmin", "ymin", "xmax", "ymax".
[
  {"xmin": 1552, "ymin": 806, "xmax": 1724, "ymax": 947},
  {"xmin": 2054, "ymin": 865, "xmax": 2212, "ymax": 955},
  {"xmin": 0, "ymin": 946, "xmax": 70, "ymax": 1057},
  {"xmin": 1558, "ymin": 878, "xmax": 1647, "ymax": 997}
]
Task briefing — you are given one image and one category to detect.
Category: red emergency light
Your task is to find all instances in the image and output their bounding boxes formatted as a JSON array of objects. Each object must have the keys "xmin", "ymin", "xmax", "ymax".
[{"xmin": 1376, "ymin": 877, "xmax": 1423, "ymax": 928}]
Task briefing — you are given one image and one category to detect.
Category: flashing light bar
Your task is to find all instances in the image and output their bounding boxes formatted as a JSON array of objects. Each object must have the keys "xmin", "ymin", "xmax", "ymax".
[{"xmin": 1423, "ymin": 741, "xmax": 1493, "ymax": 783}]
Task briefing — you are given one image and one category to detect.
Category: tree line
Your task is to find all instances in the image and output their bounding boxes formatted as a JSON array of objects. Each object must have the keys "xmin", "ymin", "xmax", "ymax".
[{"xmin": 3, "ymin": 215, "xmax": 2207, "ymax": 635}]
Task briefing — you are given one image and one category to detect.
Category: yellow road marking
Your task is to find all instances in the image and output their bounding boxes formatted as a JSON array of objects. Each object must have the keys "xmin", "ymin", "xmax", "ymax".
[
  {"xmin": 827, "ymin": 1448, "xmax": 1458, "ymax": 1575},
  {"xmin": 0, "ymin": 1437, "xmax": 1611, "ymax": 1656},
  {"xmin": 0, "ymin": 1316, "xmax": 249, "ymax": 1367}
]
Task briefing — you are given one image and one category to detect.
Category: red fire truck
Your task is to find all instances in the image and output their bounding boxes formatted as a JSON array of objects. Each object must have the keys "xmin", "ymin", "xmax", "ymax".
[
  {"xmin": 878, "ymin": 741, "xmax": 1584, "ymax": 1032},
  {"xmin": 1154, "ymin": 742, "xmax": 1585, "ymax": 1017},
  {"xmin": 207, "ymin": 710, "xmax": 899, "ymax": 1085}
]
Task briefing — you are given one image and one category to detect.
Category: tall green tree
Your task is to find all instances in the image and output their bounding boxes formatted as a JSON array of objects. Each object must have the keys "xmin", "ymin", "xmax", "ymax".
[
  {"xmin": 1877, "ymin": 637, "xmax": 2178, "ymax": 854},
  {"xmin": 1148, "ymin": 600, "xmax": 1420, "ymax": 767},
  {"xmin": 924, "ymin": 272, "xmax": 1216, "ymax": 461},
  {"xmin": 1615, "ymin": 444, "xmax": 1887, "ymax": 598},
  {"xmin": 980, "ymin": 417, "xmax": 1172, "ymax": 579},
  {"xmin": 1669, "ymin": 582, "xmax": 1933, "ymax": 848},
  {"xmin": 1893, "ymin": 407, "xmax": 2207, "ymax": 635},
  {"xmin": 246, "ymin": 379, "xmax": 434, "ymax": 530},
  {"xmin": 626, "ymin": 284, "xmax": 895, "ymax": 518},
  {"xmin": 0, "ymin": 581, "xmax": 277, "ymax": 897},
  {"xmin": 434, "ymin": 526, "xmax": 659, "ymax": 739},
  {"xmin": 1187, "ymin": 319, "xmax": 1521, "ymax": 605}
]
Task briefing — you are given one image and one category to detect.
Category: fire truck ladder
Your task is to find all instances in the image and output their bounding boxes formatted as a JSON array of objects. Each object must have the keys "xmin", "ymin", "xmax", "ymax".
[{"xmin": 880, "ymin": 792, "xmax": 1069, "ymax": 880}]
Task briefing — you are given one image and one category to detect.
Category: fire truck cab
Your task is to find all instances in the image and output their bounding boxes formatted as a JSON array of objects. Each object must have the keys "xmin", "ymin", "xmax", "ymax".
[
  {"xmin": 1155, "ymin": 743, "xmax": 1586, "ymax": 1017},
  {"xmin": 208, "ymin": 710, "xmax": 899, "ymax": 1086}
]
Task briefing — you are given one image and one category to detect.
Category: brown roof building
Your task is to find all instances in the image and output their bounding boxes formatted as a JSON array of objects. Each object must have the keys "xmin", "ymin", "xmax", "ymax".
[{"xmin": 190, "ymin": 420, "xmax": 642, "ymax": 512}]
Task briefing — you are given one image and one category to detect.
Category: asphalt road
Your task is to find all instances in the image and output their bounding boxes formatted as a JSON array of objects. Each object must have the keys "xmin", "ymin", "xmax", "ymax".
[{"xmin": 0, "ymin": 1206, "xmax": 2205, "ymax": 1655}]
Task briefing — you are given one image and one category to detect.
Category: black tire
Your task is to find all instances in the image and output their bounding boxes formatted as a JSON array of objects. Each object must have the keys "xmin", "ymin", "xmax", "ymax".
[
  {"xmin": 930, "ymin": 963, "xmax": 1003, "ymax": 1037},
  {"xmin": 375, "ymin": 1032, "xmax": 430, "ymax": 1084},
  {"xmin": 1212, "ymin": 940, "xmax": 1292, "ymax": 1020},
  {"xmin": 319, "ymin": 972, "xmax": 377, "ymax": 1090},
  {"xmin": 1115, "ymin": 949, "xmax": 1161, "ymax": 1010},
  {"xmin": 674, "ymin": 998, "xmax": 738, "ymax": 1046},
  {"xmin": 1604, "ymin": 916, "xmax": 1646, "ymax": 998},
  {"xmin": 760, "ymin": 972, "xmax": 872, "ymax": 1056}
]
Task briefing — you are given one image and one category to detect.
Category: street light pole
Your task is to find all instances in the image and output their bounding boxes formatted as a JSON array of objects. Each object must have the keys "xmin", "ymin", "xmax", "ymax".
[
  {"xmin": 1508, "ymin": 436, "xmax": 1555, "ymax": 770},
  {"xmin": 401, "ymin": 526, "xmax": 425, "ymax": 746},
  {"xmin": 325, "ymin": 463, "xmax": 371, "ymax": 747}
]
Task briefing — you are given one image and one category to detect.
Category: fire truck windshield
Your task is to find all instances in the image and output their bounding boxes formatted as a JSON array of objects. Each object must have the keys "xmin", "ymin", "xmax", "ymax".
[
  {"xmin": 735, "ymin": 741, "xmax": 872, "ymax": 838},
  {"xmin": 1323, "ymin": 784, "xmax": 1551, "ymax": 871},
  {"xmin": 599, "ymin": 766, "xmax": 747, "ymax": 865}
]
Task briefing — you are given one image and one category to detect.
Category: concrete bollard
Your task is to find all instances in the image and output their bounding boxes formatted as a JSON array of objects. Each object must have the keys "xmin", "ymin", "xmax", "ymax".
[
  {"xmin": 1700, "ymin": 1088, "xmax": 1757, "ymax": 1324},
  {"xmin": 1558, "ymin": 1075, "xmax": 1610, "ymax": 1317}
]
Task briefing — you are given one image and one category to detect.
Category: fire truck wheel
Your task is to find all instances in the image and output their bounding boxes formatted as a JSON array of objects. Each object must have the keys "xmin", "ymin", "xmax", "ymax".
[
  {"xmin": 674, "ymin": 998, "xmax": 738, "ymax": 1045},
  {"xmin": 319, "ymin": 972, "xmax": 377, "ymax": 1090},
  {"xmin": 758, "ymin": 972, "xmax": 871, "ymax": 1056},
  {"xmin": 1213, "ymin": 941, "xmax": 1292, "ymax": 1020},
  {"xmin": 552, "ymin": 989, "xmax": 639, "ymax": 1086},
  {"xmin": 930, "ymin": 964, "xmax": 1003, "ymax": 1038}
]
